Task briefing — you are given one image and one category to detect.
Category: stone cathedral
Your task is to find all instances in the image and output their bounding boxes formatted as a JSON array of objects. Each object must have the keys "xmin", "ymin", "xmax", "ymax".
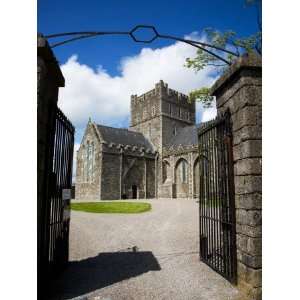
[{"xmin": 75, "ymin": 80, "xmax": 200, "ymax": 200}]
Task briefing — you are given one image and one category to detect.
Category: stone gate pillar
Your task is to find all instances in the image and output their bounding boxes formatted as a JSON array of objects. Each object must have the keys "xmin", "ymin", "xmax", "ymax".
[
  {"xmin": 210, "ymin": 53, "xmax": 262, "ymax": 300},
  {"xmin": 37, "ymin": 33, "xmax": 65, "ymax": 298}
]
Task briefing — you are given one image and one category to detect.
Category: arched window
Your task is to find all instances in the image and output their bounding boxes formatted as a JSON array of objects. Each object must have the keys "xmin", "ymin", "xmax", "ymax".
[
  {"xmin": 85, "ymin": 141, "xmax": 94, "ymax": 182},
  {"xmin": 90, "ymin": 142, "xmax": 94, "ymax": 180},
  {"xmin": 85, "ymin": 141, "xmax": 89, "ymax": 181},
  {"xmin": 162, "ymin": 160, "xmax": 170, "ymax": 183},
  {"xmin": 181, "ymin": 159, "xmax": 188, "ymax": 183},
  {"xmin": 175, "ymin": 158, "xmax": 189, "ymax": 184}
]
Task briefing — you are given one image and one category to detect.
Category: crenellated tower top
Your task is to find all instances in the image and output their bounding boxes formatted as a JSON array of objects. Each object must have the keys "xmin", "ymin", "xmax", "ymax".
[
  {"xmin": 130, "ymin": 80, "xmax": 194, "ymax": 127},
  {"xmin": 130, "ymin": 80, "xmax": 189, "ymax": 107},
  {"xmin": 130, "ymin": 80, "xmax": 196, "ymax": 152}
]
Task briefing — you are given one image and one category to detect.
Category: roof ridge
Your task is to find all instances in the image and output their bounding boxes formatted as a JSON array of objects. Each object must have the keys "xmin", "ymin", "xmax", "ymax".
[
  {"xmin": 96, "ymin": 123, "xmax": 129, "ymax": 131},
  {"xmin": 96, "ymin": 124, "xmax": 147, "ymax": 138},
  {"xmin": 96, "ymin": 123, "xmax": 154, "ymax": 151}
]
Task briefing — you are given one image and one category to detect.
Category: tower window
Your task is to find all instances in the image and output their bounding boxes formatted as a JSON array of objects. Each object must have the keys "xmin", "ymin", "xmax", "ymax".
[
  {"xmin": 173, "ymin": 126, "xmax": 177, "ymax": 136},
  {"xmin": 152, "ymin": 106, "xmax": 155, "ymax": 116}
]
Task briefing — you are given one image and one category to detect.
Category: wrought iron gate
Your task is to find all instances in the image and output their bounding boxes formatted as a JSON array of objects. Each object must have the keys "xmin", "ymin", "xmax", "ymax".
[
  {"xmin": 198, "ymin": 111, "xmax": 237, "ymax": 283},
  {"xmin": 47, "ymin": 107, "xmax": 74, "ymax": 272}
]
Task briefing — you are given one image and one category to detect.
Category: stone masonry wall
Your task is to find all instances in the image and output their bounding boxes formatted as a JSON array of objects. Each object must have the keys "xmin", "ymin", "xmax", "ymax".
[
  {"xmin": 130, "ymin": 80, "xmax": 196, "ymax": 198},
  {"xmin": 101, "ymin": 152, "xmax": 121, "ymax": 200},
  {"xmin": 99, "ymin": 152, "xmax": 155, "ymax": 200},
  {"xmin": 158, "ymin": 151, "xmax": 199, "ymax": 199},
  {"xmin": 146, "ymin": 159, "xmax": 155, "ymax": 198},
  {"xmin": 76, "ymin": 80, "xmax": 197, "ymax": 201},
  {"xmin": 161, "ymin": 117, "xmax": 189, "ymax": 150},
  {"xmin": 75, "ymin": 122, "xmax": 102, "ymax": 200},
  {"xmin": 210, "ymin": 53, "xmax": 262, "ymax": 300},
  {"xmin": 123, "ymin": 157, "xmax": 146, "ymax": 199},
  {"xmin": 75, "ymin": 118, "xmax": 156, "ymax": 201},
  {"xmin": 130, "ymin": 80, "xmax": 196, "ymax": 153},
  {"xmin": 131, "ymin": 116, "xmax": 162, "ymax": 152},
  {"xmin": 130, "ymin": 84, "xmax": 162, "ymax": 151}
]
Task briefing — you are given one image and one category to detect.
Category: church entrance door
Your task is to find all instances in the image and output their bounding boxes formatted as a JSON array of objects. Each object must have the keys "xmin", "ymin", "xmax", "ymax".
[{"xmin": 132, "ymin": 185, "xmax": 138, "ymax": 199}]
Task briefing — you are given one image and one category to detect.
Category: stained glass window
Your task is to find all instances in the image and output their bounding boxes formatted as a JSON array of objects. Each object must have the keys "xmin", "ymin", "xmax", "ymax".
[{"xmin": 86, "ymin": 141, "xmax": 94, "ymax": 182}]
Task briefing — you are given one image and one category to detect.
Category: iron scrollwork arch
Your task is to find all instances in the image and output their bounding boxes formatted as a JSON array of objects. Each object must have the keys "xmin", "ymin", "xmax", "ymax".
[{"xmin": 44, "ymin": 24, "xmax": 239, "ymax": 65}]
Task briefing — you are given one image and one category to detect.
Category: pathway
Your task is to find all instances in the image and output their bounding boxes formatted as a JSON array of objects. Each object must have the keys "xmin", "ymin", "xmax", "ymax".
[{"xmin": 48, "ymin": 198, "xmax": 240, "ymax": 300}]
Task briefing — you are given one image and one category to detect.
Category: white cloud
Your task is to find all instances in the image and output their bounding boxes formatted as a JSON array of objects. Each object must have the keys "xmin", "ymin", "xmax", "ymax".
[{"xmin": 58, "ymin": 34, "xmax": 218, "ymax": 135}]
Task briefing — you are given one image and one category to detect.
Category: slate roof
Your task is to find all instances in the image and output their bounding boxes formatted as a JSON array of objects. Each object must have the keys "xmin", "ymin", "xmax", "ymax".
[
  {"xmin": 96, "ymin": 124, "xmax": 154, "ymax": 150},
  {"xmin": 167, "ymin": 125, "xmax": 200, "ymax": 148}
]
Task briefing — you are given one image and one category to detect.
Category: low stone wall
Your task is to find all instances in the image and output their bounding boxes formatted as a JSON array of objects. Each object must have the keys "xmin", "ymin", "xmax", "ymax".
[{"xmin": 210, "ymin": 53, "xmax": 262, "ymax": 300}]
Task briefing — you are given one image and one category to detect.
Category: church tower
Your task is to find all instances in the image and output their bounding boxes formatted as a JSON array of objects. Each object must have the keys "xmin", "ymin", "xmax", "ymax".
[{"xmin": 129, "ymin": 80, "xmax": 195, "ymax": 153}]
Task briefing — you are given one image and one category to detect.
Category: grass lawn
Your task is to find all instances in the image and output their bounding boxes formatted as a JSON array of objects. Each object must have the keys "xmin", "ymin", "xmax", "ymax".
[{"xmin": 70, "ymin": 201, "xmax": 151, "ymax": 214}]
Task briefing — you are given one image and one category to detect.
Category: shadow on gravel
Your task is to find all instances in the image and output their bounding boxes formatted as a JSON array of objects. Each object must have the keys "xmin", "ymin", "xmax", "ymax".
[{"xmin": 47, "ymin": 251, "xmax": 161, "ymax": 299}]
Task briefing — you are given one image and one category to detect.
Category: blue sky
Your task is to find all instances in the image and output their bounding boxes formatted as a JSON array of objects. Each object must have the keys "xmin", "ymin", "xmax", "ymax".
[
  {"xmin": 38, "ymin": 0, "xmax": 260, "ymax": 162},
  {"xmin": 38, "ymin": 0, "xmax": 259, "ymax": 75}
]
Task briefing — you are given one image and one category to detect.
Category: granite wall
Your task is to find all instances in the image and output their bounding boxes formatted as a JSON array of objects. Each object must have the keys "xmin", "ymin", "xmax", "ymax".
[{"xmin": 210, "ymin": 53, "xmax": 262, "ymax": 300}]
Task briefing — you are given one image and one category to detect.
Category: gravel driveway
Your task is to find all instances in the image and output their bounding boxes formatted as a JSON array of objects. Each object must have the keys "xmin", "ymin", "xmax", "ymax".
[{"xmin": 48, "ymin": 198, "xmax": 240, "ymax": 300}]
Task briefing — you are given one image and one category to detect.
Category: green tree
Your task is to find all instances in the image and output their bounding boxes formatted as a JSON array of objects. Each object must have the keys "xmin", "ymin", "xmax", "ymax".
[{"xmin": 186, "ymin": 0, "xmax": 261, "ymax": 107}]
